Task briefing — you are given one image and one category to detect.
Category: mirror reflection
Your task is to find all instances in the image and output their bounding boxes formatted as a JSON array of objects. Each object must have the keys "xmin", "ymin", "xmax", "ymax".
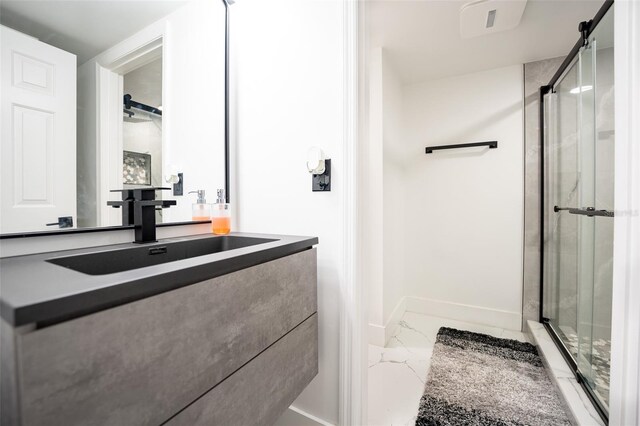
[{"xmin": 0, "ymin": 0, "xmax": 225, "ymax": 234}]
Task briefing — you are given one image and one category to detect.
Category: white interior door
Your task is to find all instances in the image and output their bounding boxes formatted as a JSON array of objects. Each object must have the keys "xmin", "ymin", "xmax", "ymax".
[{"xmin": 1, "ymin": 25, "xmax": 76, "ymax": 233}]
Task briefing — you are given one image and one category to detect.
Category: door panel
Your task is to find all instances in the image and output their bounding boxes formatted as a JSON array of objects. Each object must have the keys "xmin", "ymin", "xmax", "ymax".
[
  {"xmin": 576, "ymin": 39, "xmax": 596, "ymax": 389},
  {"xmin": 577, "ymin": 7, "xmax": 615, "ymax": 410},
  {"xmin": 1, "ymin": 25, "xmax": 76, "ymax": 232},
  {"xmin": 546, "ymin": 59, "xmax": 580, "ymax": 359},
  {"xmin": 13, "ymin": 105, "xmax": 54, "ymax": 203},
  {"xmin": 543, "ymin": 5, "xmax": 614, "ymax": 415},
  {"xmin": 12, "ymin": 52, "xmax": 55, "ymax": 95}
]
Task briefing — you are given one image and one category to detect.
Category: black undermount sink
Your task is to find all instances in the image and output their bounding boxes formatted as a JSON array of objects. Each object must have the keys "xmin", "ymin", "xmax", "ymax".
[{"xmin": 47, "ymin": 236, "xmax": 277, "ymax": 275}]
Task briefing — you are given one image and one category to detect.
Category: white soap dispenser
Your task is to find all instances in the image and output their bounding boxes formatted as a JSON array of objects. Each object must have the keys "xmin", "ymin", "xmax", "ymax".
[{"xmin": 189, "ymin": 190, "xmax": 211, "ymax": 221}]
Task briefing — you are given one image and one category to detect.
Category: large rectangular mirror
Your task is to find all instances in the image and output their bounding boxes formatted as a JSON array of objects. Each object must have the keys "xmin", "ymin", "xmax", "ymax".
[{"xmin": 0, "ymin": 0, "xmax": 226, "ymax": 234}]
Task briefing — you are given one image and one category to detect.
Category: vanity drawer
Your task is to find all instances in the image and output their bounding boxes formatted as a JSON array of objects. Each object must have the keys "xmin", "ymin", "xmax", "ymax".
[
  {"xmin": 167, "ymin": 313, "xmax": 318, "ymax": 426},
  {"xmin": 14, "ymin": 248, "xmax": 317, "ymax": 426}
]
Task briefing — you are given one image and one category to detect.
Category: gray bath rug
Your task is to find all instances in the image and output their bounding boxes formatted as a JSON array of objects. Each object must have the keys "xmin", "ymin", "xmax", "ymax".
[{"xmin": 416, "ymin": 327, "xmax": 570, "ymax": 426}]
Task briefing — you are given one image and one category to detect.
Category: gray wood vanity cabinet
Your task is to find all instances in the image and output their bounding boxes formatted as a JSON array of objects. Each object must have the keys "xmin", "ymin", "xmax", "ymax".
[{"xmin": 1, "ymin": 248, "xmax": 318, "ymax": 426}]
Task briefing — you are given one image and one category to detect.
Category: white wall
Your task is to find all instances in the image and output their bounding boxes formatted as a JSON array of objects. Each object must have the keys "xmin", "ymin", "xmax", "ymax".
[
  {"xmin": 233, "ymin": 0, "xmax": 343, "ymax": 424},
  {"xmin": 366, "ymin": 48, "xmax": 384, "ymax": 333},
  {"xmin": 381, "ymin": 51, "xmax": 406, "ymax": 328},
  {"xmin": 160, "ymin": 0, "xmax": 225, "ymax": 222},
  {"xmin": 367, "ymin": 48, "xmax": 406, "ymax": 345},
  {"xmin": 401, "ymin": 65, "xmax": 524, "ymax": 330}
]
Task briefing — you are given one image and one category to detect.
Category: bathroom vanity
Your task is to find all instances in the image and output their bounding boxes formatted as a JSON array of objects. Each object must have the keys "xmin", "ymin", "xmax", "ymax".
[{"xmin": 0, "ymin": 233, "xmax": 318, "ymax": 426}]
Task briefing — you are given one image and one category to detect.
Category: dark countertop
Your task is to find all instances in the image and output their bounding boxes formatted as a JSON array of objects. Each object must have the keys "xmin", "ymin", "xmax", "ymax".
[{"xmin": 0, "ymin": 232, "xmax": 318, "ymax": 327}]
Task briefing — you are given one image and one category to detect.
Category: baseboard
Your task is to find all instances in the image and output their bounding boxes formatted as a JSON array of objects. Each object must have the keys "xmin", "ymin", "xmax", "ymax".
[
  {"xmin": 405, "ymin": 296, "xmax": 522, "ymax": 331},
  {"xmin": 368, "ymin": 323, "xmax": 386, "ymax": 347},
  {"xmin": 368, "ymin": 297, "xmax": 407, "ymax": 346},
  {"xmin": 274, "ymin": 406, "xmax": 335, "ymax": 426},
  {"xmin": 384, "ymin": 297, "xmax": 407, "ymax": 343}
]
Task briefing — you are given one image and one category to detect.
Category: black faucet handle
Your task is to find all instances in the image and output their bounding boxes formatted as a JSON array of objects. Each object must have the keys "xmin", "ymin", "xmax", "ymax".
[{"xmin": 106, "ymin": 188, "xmax": 176, "ymax": 243}]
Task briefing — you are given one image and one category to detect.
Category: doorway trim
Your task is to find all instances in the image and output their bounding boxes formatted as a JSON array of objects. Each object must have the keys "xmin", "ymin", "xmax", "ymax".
[
  {"xmin": 609, "ymin": 1, "xmax": 640, "ymax": 424},
  {"xmin": 339, "ymin": 1, "xmax": 367, "ymax": 425},
  {"xmin": 94, "ymin": 20, "xmax": 168, "ymax": 227}
]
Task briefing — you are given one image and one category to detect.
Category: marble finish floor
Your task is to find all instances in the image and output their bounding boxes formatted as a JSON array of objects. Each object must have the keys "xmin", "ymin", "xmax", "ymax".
[{"xmin": 367, "ymin": 312, "xmax": 531, "ymax": 426}]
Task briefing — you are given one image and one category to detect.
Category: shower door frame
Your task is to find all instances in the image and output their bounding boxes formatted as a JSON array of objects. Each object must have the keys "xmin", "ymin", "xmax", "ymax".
[{"xmin": 538, "ymin": 0, "xmax": 614, "ymax": 423}]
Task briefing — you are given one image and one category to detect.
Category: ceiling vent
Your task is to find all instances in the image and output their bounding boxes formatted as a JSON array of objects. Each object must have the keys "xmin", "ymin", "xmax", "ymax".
[{"xmin": 460, "ymin": 0, "xmax": 528, "ymax": 39}]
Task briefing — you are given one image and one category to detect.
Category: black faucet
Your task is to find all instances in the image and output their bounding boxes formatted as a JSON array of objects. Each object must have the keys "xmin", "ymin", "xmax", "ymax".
[{"xmin": 108, "ymin": 188, "xmax": 177, "ymax": 243}]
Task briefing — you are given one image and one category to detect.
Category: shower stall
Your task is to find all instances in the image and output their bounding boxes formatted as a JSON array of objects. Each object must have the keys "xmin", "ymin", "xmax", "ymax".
[{"xmin": 540, "ymin": 1, "xmax": 614, "ymax": 422}]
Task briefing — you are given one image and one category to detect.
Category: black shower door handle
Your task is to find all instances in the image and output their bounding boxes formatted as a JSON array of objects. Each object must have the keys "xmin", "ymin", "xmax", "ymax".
[{"xmin": 553, "ymin": 206, "xmax": 614, "ymax": 217}]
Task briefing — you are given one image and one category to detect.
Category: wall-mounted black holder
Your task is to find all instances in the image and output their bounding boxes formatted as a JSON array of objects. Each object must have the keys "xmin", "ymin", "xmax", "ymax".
[
  {"xmin": 173, "ymin": 173, "xmax": 184, "ymax": 196},
  {"xmin": 312, "ymin": 159, "xmax": 331, "ymax": 192}
]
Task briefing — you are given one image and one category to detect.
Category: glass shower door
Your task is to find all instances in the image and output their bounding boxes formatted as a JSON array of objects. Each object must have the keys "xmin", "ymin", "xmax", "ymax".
[
  {"xmin": 543, "ymin": 4, "xmax": 614, "ymax": 416},
  {"xmin": 575, "ymin": 34, "xmax": 597, "ymax": 396},
  {"xmin": 544, "ymin": 57, "xmax": 583, "ymax": 360},
  {"xmin": 578, "ymin": 7, "xmax": 615, "ymax": 410}
]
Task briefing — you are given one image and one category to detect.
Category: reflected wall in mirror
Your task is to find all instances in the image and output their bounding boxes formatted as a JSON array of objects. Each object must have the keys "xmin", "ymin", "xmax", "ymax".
[{"xmin": 0, "ymin": 0, "xmax": 226, "ymax": 234}]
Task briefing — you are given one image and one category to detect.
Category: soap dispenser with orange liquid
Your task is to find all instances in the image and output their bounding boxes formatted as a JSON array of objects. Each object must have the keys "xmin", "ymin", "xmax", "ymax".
[
  {"xmin": 211, "ymin": 189, "xmax": 231, "ymax": 235},
  {"xmin": 189, "ymin": 190, "xmax": 211, "ymax": 222}
]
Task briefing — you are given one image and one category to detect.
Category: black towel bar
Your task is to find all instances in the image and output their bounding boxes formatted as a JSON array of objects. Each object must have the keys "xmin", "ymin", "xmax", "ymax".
[{"xmin": 425, "ymin": 141, "xmax": 497, "ymax": 154}]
